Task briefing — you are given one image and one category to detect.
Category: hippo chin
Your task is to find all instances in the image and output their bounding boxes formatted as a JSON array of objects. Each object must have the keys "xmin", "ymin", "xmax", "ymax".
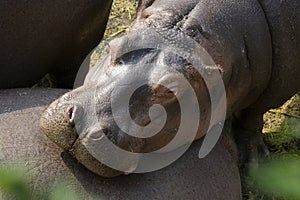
[{"xmin": 40, "ymin": 0, "xmax": 300, "ymax": 177}]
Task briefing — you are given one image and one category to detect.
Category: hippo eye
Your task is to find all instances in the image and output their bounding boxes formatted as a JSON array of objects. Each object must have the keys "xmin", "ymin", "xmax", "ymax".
[{"xmin": 115, "ymin": 48, "xmax": 157, "ymax": 65}]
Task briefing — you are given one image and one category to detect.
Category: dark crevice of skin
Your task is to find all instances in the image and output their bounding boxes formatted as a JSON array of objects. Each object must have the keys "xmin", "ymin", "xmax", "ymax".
[
  {"xmin": 173, "ymin": 2, "xmax": 200, "ymax": 31},
  {"xmin": 248, "ymin": 0, "xmax": 276, "ymax": 111},
  {"xmin": 257, "ymin": 0, "xmax": 274, "ymax": 68},
  {"xmin": 183, "ymin": 21, "xmax": 210, "ymax": 42},
  {"xmin": 242, "ymin": 35, "xmax": 251, "ymax": 71},
  {"xmin": 149, "ymin": 2, "xmax": 212, "ymax": 52},
  {"xmin": 175, "ymin": 3, "xmax": 210, "ymax": 42},
  {"xmin": 68, "ymin": 131, "xmax": 79, "ymax": 151}
]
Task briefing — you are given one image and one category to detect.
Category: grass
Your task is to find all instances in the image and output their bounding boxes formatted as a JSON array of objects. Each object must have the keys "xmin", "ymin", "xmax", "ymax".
[{"xmin": 90, "ymin": 0, "xmax": 138, "ymax": 66}]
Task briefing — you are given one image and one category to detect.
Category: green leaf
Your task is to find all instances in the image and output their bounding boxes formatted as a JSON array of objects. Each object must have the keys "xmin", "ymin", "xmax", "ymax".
[{"xmin": 251, "ymin": 158, "xmax": 300, "ymax": 199}]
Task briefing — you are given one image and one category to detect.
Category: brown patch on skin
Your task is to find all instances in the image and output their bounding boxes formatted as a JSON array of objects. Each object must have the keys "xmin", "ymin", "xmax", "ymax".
[
  {"xmin": 134, "ymin": 66, "xmax": 213, "ymax": 152},
  {"xmin": 186, "ymin": 66, "xmax": 212, "ymax": 141},
  {"xmin": 151, "ymin": 84, "xmax": 177, "ymax": 105}
]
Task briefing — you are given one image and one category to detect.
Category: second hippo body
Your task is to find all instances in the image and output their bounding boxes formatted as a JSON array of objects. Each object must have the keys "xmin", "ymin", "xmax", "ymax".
[{"xmin": 0, "ymin": 0, "xmax": 113, "ymax": 88}]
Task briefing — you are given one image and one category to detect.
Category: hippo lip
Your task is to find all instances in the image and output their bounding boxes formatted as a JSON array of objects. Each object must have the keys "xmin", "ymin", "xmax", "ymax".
[{"xmin": 68, "ymin": 130, "xmax": 79, "ymax": 151}]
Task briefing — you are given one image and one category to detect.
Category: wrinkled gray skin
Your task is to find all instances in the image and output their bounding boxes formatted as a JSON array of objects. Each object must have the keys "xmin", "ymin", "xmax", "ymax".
[
  {"xmin": 0, "ymin": 0, "xmax": 112, "ymax": 88},
  {"xmin": 41, "ymin": 0, "xmax": 300, "ymax": 177},
  {"xmin": 0, "ymin": 89, "xmax": 241, "ymax": 200}
]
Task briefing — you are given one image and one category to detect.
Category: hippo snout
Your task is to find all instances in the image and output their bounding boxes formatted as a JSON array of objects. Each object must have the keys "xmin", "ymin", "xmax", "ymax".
[
  {"xmin": 40, "ymin": 92, "xmax": 124, "ymax": 178},
  {"xmin": 40, "ymin": 96, "xmax": 78, "ymax": 150}
]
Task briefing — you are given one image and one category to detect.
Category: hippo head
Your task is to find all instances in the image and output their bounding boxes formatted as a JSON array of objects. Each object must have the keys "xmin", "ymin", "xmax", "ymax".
[{"xmin": 40, "ymin": 27, "xmax": 226, "ymax": 177}]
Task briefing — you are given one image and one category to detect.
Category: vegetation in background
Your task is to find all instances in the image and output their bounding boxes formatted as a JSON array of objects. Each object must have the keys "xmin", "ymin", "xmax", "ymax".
[
  {"xmin": 263, "ymin": 94, "xmax": 300, "ymax": 153},
  {"xmin": 0, "ymin": 164, "xmax": 85, "ymax": 200},
  {"xmin": 250, "ymin": 156, "xmax": 300, "ymax": 200},
  {"xmin": 0, "ymin": 166, "xmax": 32, "ymax": 200},
  {"xmin": 90, "ymin": 0, "xmax": 138, "ymax": 66},
  {"xmin": 244, "ymin": 94, "xmax": 300, "ymax": 200}
]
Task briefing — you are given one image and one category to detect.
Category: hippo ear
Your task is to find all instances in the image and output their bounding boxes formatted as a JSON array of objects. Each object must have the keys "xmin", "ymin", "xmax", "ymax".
[
  {"xmin": 136, "ymin": 0, "xmax": 155, "ymax": 17},
  {"xmin": 109, "ymin": 37, "xmax": 126, "ymax": 65},
  {"xmin": 151, "ymin": 74, "xmax": 186, "ymax": 105}
]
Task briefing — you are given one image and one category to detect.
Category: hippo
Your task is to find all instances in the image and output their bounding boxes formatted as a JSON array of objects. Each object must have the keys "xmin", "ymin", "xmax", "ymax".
[
  {"xmin": 0, "ymin": 0, "xmax": 112, "ymax": 89},
  {"xmin": 0, "ymin": 88, "xmax": 241, "ymax": 200},
  {"xmin": 40, "ymin": 0, "xmax": 300, "ymax": 177}
]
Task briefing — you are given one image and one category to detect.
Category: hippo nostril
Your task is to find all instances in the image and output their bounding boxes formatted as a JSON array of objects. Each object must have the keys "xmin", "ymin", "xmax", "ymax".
[{"xmin": 68, "ymin": 106, "xmax": 75, "ymax": 125}]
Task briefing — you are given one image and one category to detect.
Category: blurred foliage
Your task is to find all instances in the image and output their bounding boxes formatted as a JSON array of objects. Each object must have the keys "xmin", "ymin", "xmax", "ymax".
[
  {"xmin": 249, "ymin": 156, "xmax": 300, "ymax": 200},
  {"xmin": 0, "ymin": 165, "xmax": 85, "ymax": 200},
  {"xmin": 0, "ymin": 166, "xmax": 32, "ymax": 200}
]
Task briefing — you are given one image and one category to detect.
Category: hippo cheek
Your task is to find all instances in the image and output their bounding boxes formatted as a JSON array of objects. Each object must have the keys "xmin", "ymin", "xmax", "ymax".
[{"xmin": 40, "ymin": 98, "xmax": 78, "ymax": 150}]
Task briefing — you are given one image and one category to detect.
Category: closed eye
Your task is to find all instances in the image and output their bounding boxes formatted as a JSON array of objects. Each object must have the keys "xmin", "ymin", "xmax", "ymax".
[{"xmin": 114, "ymin": 48, "xmax": 159, "ymax": 65}]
